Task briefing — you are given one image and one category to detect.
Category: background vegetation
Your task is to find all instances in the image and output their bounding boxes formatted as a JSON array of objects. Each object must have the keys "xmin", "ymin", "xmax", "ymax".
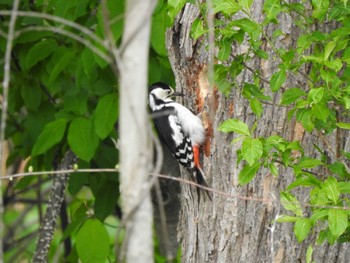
[{"xmin": 1, "ymin": 0, "xmax": 350, "ymax": 262}]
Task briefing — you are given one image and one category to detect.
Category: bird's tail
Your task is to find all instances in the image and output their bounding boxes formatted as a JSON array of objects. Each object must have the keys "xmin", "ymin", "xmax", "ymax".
[{"xmin": 194, "ymin": 166, "xmax": 212, "ymax": 200}]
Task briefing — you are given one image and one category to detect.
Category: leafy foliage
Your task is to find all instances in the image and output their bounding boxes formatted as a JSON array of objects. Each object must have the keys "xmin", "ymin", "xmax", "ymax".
[
  {"xmin": 203, "ymin": 0, "xmax": 350, "ymax": 253},
  {"xmin": 0, "ymin": 0, "xmax": 175, "ymax": 261},
  {"xmin": 2, "ymin": 0, "xmax": 350, "ymax": 261}
]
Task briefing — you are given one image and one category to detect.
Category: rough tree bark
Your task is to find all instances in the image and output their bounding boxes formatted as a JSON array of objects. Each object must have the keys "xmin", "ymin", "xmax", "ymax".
[
  {"xmin": 166, "ymin": 2, "xmax": 350, "ymax": 263},
  {"xmin": 33, "ymin": 151, "xmax": 76, "ymax": 262}
]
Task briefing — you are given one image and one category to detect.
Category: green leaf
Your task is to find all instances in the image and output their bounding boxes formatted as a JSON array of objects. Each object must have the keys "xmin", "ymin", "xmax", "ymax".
[
  {"xmin": 297, "ymin": 34, "xmax": 312, "ymax": 54},
  {"xmin": 323, "ymin": 177, "xmax": 340, "ymax": 204},
  {"xmin": 269, "ymin": 163, "xmax": 279, "ymax": 176},
  {"xmin": 17, "ymin": 31, "xmax": 53, "ymax": 44},
  {"xmin": 68, "ymin": 161, "xmax": 90, "ymax": 195},
  {"xmin": 21, "ymin": 83, "xmax": 42, "ymax": 111},
  {"xmin": 304, "ymin": 173, "xmax": 322, "ymax": 188},
  {"xmin": 25, "ymin": 39, "xmax": 57, "ymax": 69},
  {"xmin": 191, "ymin": 19, "xmax": 206, "ymax": 40},
  {"xmin": 263, "ymin": 0, "xmax": 281, "ymax": 22},
  {"xmin": 242, "ymin": 138, "xmax": 263, "ymax": 165},
  {"xmin": 294, "ymin": 218, "xmax": 311, "ymax": 243},
  {"xmin": 218, "ymin": 119, "xmax": 250, "ymax": 136},
  {"xmin": 336, "ymin": 122, "xmax": 350, "ymax": 130},
  {"xmin": 329, "ymin": 162, "xmax": 350, "ymax": 178},
  {"xmin": 320, "ymin": 68, "xmax": 335, "ymax": 85},
  {"xmin": 94, "ymin": 180, "xmax": 119, "ymax": 221},
  {"xmin": 270, "ymin": 69, "xmax": 286, "ymax": 92},
  {"xmin": 68, "ymin": 117, "xmax": 99, "ymax": 162},
  {"xmin": 93, "ymin": 94, "xmax": 118, "ymax": 139},
  {"xmin": 339, "ymin": 182, "xmax": 350, "ymax": 194},
  {"xmin": 266, "ymin": 135, "xmax": 285, "ymax": 151},
  {"xmin": 213, "ymin": 0, "xmax": 240, "ymax": 15},
  {"xmin": 218, "ymin": 39, "xmax": 232, "ymax": 61},
  {"xmin": 151, "ymin": 6, "xmax": 168, "ymax": 56},
  {"xmin": 286, "ymin": 176, "xmax": 320, "ymax": 191},
  {"xmin": 238, "ymin": 162, "xmax": 260, "ymax": 185},
  {"xmin": 81, "ymin": 48, "xmax": 96, "ymax": 78},
  {"xmin": 62, "ymin": 216, "xmax": 86, "ymax": 242},
  {"xmin": 32, "ymin": 118, "xmax": 68, "ymax": 156},
  {"xmin": 312, "ymin": 103, "xmax": 329, "ymax": 123},
  {"xmin": 168, "ymin": 0, "xmax": 187, "ymax": 21},
  {"xmin": 280, "ymin": 88, "xmax": 306, "ymax": 105},
  {"xmin": 255, "ymin": 49, "xmax": 269, "ymax": 59},
  {"xmin": 68, "ymin": 172, "xmax": 89, "ymax": 195},
  {"xmin": 326, "ymin": 229, "xmax": 337, "ymax": 245},
  {"xmin": 316, "ymin": 229, "xmax": 328, "ymax": 245},
  {"xmin": 97, "ymin": 0, "xmax": 124, "ymax": 43},
  {"xmin": 275, "ymin": 215, "xmax": 299, "ymax": 223},
  {"xmin": 231, "ymin": 18, "xmax": 260, "ymax": 40},
  {"xmin": 49, "ymin": 51, "xmax": 75, "ymax": 83},
  {"xmin": 310, "ymin": 210, "xmax": 328, "ymax": 225},
  {"xmin": 312, "ymin": 0, "xmax": 329, "ymax": 19},
  {"xmin": 64, "ymin": 89, "xmax": 88, "ymax": 115},
  {"xmin": 280, "ymin": 192, "xmax": 303, "ymax": 216},
  {"xmin": 295, "ymin": 157, "xmax": 323, "ymax": 170},
  {"xmin": 308, "ymin": 87, "xmax": 324, "ymax": 104},
  {"xmin": 302, "ymin": 54, "xmax": 324, "ymax": 64},
  {"xmin": 310, "ymin": 188, "xmax": 329, "ymax": 206},
  {"xmin": 76, "ymin": 219, "xmax": 110, "ymax": 263},
  {"xmin": 324, "ymin": 58, "xmax": 342, "ymax": 71},
  {"xmin": 324, "ymin": 41, "xmax": 336, "ymax": 61},
  {"xmin": 250, "ymin": 98, "xmax": 263, "ymax": 118},
  {"xmin": 328, "ymin": 209, "xmax": 347, "ymax": 237},
  {"xmin": 306, "ymin": 245, "xmax": 313, "ymax": 263},
  {"xmin": 215, "ymin": 77, "xmax": 232, "ymax": 96},
  {"xmin": 238, "ymin": 0, "xmax": 253, "ymax": 12},
  {"xmin": 296, "ymin": 109, "xmax": 314, "ymax": 132},
  {"xmin": 242, "ymin": 83, "xmax": 271, "ymax": 100}
]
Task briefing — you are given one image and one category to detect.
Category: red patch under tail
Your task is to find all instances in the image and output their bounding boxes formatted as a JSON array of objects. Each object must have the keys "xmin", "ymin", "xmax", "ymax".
[{"xmin": 193, "ymin": 145, "xmax": 201, "ymax": 169}]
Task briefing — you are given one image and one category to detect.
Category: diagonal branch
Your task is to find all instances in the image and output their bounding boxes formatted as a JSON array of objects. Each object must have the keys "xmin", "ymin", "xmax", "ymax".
[{"xmin": 32, "ymin": 151, "xmax": 76, "ymax": 262}]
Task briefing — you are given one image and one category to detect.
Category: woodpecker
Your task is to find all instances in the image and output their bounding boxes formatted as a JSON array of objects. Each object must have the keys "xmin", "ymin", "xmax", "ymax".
[{"xmin": 148, "ymin": 82, "xmax": 211, "ymax": 199}]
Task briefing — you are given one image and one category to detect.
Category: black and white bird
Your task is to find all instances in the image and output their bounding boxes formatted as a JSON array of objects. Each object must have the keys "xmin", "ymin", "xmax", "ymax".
[{"xmin": 148, "ymin": 82, "xmax": 211, "ymax": 199}]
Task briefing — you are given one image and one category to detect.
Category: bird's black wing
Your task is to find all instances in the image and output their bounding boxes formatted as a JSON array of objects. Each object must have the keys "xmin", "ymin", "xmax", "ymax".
[
  {"xmin": 151, "ymin": 107, "xmax": 193, "ymax": 170},
  {"xmin": 152, "ymin": 107, "xmax": 212, "ymax": 199}
]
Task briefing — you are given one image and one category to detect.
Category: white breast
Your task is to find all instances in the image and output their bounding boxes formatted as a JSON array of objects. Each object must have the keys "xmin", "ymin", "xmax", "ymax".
[{"xmin": 171, "ymin": 102, "xmax": 205, "ymax": 146}]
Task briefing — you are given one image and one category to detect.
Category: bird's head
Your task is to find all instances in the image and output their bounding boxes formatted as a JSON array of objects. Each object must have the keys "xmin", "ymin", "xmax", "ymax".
[{"xmin": 148, "ymin": 82, "xmax": 183, "ymax": 109}]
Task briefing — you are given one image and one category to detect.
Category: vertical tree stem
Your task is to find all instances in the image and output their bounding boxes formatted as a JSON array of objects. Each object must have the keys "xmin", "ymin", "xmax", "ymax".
[
  {"xmin": 0, "ymin": 0, "xmax": 20, "ymax": 260},
  {"xmin": 119, "ymin": 0, "xmax": 156, "ymax": 262}
]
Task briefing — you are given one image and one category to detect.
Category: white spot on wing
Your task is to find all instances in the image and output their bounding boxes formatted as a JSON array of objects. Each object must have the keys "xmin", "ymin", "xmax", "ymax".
[
  {"xmin": 170, "ymin": 102, "xmax": 205, "ymax": 146},
  {"xmin": 168, "ymin": 115, "xmax": 183, "ymax": 146}
]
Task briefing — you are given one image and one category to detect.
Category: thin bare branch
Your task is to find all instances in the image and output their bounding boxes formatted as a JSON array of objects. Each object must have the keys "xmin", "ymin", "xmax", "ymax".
[
  {"xmin": 13, "ymin": 26, "xmax": 112, "ymax": 63},
  {"xmin": 0, "ymin": 0, "xmax": 21, "ymax": 261},
  {"xmin": 101, "ymin": 0, "xmax": 123, "ymax": 75},
  {"xmin": 0, "ymin": 10, "xmax": 108, "ymax": 49},
  {"xmin": 2, "ymin": 167, "xmax": 350, "ymax": 211}
]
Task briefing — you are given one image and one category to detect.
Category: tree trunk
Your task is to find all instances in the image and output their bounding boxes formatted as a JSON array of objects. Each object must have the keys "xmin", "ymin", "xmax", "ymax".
[
  {"xmin": 119, "ymin": 0, "xmax": 155, "ymax": 261},
  {"xmin": 166, "ymin": 2, "xmax": 350, "ymax": 263}
]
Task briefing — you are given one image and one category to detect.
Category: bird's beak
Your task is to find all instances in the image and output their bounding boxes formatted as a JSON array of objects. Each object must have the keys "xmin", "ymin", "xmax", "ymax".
[{"xmin": 170, "ymin": 91, "xmax": 185, "ymax": 97}]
